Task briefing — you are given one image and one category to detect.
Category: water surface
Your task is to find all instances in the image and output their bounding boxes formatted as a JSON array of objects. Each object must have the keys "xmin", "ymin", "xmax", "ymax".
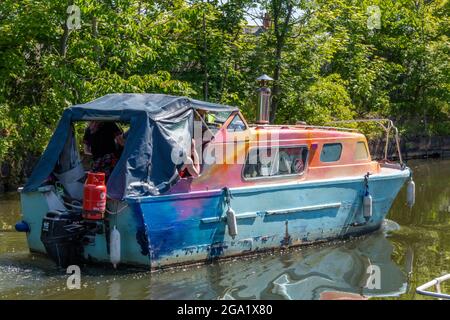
[{"xmin": 0, "ymin": 159, "xmax": 449, "ymax": 299}]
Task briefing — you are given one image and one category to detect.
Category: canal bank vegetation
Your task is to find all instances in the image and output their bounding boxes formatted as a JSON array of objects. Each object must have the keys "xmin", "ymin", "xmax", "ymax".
[{"xmin": 0, "ymin": 0, "xmax": 449, "ymax": 189}]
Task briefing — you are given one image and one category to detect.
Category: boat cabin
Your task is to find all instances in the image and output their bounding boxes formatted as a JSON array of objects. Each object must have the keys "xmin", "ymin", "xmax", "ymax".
[
  {"xmin": 22, "ymin": 94, "xmax": 378, "ymax": 201},
  {"xmin": 169, "ymin": 109, "xmax": 379, "ymax": 194}
]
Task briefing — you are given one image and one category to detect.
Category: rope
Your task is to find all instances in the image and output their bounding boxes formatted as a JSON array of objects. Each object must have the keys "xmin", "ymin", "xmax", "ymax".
[
  {"xmin": 105, "ymin": 202, "xmax": 128, "ymax": 215},
  {"xmin": 63, "ymin": 201, "xmax": 83, "ymax": 210},
  {"xmin": 223, "ymin": 187, "xmax": 233, "ymax": 211},
  {"xmin": 364, "ymin": 172, "xmax": 371, "ymax": 194},
  {"xmin": 63, "ymin": 200, "xmax": 128, "ymax": 215}
]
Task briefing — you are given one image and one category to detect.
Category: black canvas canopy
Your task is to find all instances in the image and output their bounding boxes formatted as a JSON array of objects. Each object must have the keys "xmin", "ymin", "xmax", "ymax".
[{"xmin": 23, "ymin": 94, "xmax": 238, "ymax": 199}]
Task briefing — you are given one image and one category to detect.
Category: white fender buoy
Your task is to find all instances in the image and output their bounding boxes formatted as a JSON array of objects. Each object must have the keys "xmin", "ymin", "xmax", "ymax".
[
  {"xmin": 226, "ymin": 207, "xmax": 238, "ymax": 239},
  {"xmin": 363, "ymin": 193, "xmax": 373, "ymax": 220},
  {"xmin": 110, "ymin": 226, "xmax": 121, "ymax": 268},
  {"xmin": 407, "ymin": 179, "xmax": 415, "ymax": 208}
]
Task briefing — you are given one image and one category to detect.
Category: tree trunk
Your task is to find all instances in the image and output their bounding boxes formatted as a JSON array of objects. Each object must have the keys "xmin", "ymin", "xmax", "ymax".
[
  {"xmin": 92, "ymin": 16, "xmax": 100, "ymax": 60},
  {"xmin": 60, "ymin": 22, "xmax": 70, "ymax": 58},
  {"xmin": 268, "ymin": 0, "xmax": 294, "ymax": 123},
  {"xmin": 60, "ymin": 1, "xmax": 74, "ymax": 58},
  {"xmin": 202, "ymin": 11, "xmax": 209, "ymax": 101},
  {"xmin": 92, "ymin": 16, "xmax": 98, "ymax": 37},
  {"xmin": 270, "ymin": 45, "xmax": 282, "ymax": 123}
]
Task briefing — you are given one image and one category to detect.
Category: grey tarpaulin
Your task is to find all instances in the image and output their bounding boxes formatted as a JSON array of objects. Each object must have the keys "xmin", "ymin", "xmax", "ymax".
[{"xmin": 23, "ymin": 94, "xmax": 238, "ymax": 199}]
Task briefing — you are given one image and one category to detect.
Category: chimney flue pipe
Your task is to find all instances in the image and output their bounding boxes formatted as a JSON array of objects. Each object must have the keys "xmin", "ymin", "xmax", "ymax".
[{"xmin": 256, "ymin": 74, "xmax": 274, "ymax": 124}]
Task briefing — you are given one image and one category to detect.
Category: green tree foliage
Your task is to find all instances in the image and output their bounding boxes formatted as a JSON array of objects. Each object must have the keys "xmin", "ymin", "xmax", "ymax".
[{"xmin": 0, "ymin": 0, "xmax": 449, "ymax": 181}]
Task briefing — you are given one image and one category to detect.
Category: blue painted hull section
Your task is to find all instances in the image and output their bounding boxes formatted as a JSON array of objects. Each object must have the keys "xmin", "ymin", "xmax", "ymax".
[
  {"xmin": 19, "ymin": 168, "xmax": 410, "ymax": 269},
  {"xmin": 135, "ymin": 169, "xmax": 410, "ymax": 268}
]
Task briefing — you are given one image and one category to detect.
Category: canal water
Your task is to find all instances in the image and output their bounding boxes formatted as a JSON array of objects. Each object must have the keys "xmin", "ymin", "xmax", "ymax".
[{"xmin": 0, "ymin": 159, "xmax": 448, "ymax": 300}]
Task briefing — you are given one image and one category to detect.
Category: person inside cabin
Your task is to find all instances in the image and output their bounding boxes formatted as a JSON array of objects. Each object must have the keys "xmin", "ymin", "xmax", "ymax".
[
  {"xmin": 278, "ymin": 151, "xmax": 292, "ymax": 175},
  {"xmin": 196, "ymin": 109, "xmax": 217, "ymax": 126},
  {"xmin": 195, "ymin": 109, "xmax": 221, "ymax": 139},
  {"xmin": 277, "ymin": 149, "xmax": 306, "ymax": 175},
  {"xmin": 178, "ymin": 138, "xmax": 201, "ymax": 178},
  {"xmin": 83, "ymin": 121, "xmax": 126, "ymax": 180}
]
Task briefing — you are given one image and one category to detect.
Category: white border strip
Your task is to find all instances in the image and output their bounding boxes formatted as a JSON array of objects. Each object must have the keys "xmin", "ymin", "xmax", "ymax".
[
  {"xmin": 265, "ymin": 202, "xmax": 342, "ymax": 216},
  {"xmin": 201, "ymin": 211, "xmax": 258, "ymax": 224}
]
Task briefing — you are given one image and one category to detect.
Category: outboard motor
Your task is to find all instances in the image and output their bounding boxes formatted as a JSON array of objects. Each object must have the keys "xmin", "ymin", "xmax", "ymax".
[{"xmin": 40, "ymin": 211, "xmax": 87, "ymax": 268}]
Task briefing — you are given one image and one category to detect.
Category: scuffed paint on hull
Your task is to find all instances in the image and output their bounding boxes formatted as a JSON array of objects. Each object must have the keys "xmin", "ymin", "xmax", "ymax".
[{"xmin": 130, "ymin": 168, "xmax": 409, "ymax": 269}]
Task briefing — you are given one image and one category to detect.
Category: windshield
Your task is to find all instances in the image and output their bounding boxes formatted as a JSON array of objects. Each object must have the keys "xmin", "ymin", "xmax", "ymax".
[{"xmin": 194, "ymin": 110, "xmax": 233, "ymax": 135}]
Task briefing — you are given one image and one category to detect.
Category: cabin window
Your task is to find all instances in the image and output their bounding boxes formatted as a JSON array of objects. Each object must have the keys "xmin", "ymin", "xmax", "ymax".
[
  {"xmin": 354, "ymin": 141, "xmax": 369, "ymax": 160},
  {"xmin": 320, "ymin": 143, "xmax": 342, "ymax": 162},
  {"xmin": 243, "ymin": 146, "xmax": 308, "ymax": 179},
  {"xmin": 227, "ymin": 114, "xmax": 247, "ymax": 132},
  {"xmin": 195, "ymin": 110, "xmax": 233, "ymax": 137}
]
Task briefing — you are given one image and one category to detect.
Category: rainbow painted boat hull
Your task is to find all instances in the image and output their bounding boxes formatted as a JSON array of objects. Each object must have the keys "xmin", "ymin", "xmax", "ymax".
[{"xmin": 19, "ymin": 165, "xmax": 409, "ymax": 269}]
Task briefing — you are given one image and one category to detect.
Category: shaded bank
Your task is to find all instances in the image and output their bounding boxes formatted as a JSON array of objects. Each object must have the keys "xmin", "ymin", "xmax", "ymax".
[
  {"xmin": 0, "ymin": 154, "xmax": 39, "ymax": 193},
  {"xmin": 369, "ymin": 135, "xmax": 450, "ymax": 161}
]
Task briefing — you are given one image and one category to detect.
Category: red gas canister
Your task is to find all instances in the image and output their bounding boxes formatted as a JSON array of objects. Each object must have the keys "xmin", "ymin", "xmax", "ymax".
[{"xmin": 82, "ymin": 172, "xmax": 107, "ymax": 220}]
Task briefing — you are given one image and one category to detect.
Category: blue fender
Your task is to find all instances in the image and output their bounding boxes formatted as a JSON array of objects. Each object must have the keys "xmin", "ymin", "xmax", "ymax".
[{"xmin": 15, "ymin": 220, "xmax": 30, "ymax": 232}]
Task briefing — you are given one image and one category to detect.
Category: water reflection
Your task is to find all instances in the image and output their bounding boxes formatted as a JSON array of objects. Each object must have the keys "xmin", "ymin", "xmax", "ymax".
[
  {"xmin": 0, "ymin": 193, "xmax": 21, "ymax": 233},
  {"xmin": 146, "ymin": 223, "xmax": 406, "ymax": 300},
  {"xmin": 386, "ymin": 159, "xmax": 450, "ymax": 298}
]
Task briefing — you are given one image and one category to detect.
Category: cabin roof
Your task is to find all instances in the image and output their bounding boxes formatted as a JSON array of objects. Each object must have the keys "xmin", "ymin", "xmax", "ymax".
[{"xmin": 246, "ymin": 125, "xmax": 366, "ymax": 141}]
